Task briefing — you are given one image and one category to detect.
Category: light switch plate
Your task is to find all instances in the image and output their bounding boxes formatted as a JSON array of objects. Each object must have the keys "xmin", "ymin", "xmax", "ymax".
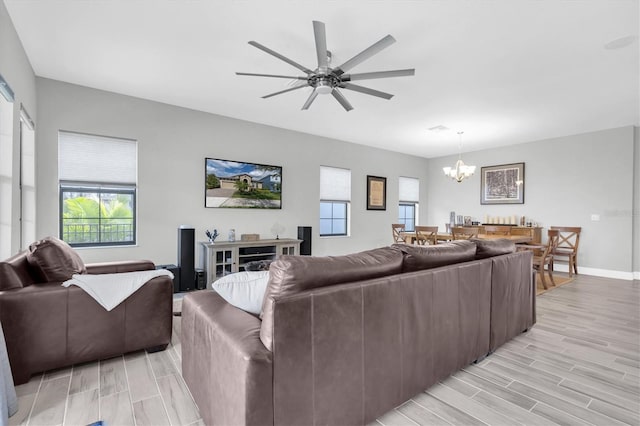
[{"xmin": 591, "ymin": 214, "xmax": 600, "ymax": 221}]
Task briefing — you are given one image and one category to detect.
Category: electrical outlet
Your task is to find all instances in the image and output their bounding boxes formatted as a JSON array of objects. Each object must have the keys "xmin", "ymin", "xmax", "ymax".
[{"xmin": 591, "ymin": 214, "xmax": 600, "ymax": 221}]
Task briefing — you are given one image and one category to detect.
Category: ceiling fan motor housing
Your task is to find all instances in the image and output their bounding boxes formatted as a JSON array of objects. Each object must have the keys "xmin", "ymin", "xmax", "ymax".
[{"xmin": 309, "ymin": 73, "xmax": 340, "ymax": 94}]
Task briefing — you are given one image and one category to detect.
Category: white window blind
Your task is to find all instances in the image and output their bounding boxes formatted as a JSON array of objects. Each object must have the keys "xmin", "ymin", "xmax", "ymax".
[
  {"xmin": 58, "ymin": 131, "xmax": 137, "ymax": 184},
  {"xmin": 399, "ymin": 177, "xmax": 419, "ymax": 202},
  {"xmin": 320, "ymin": 166, "xmax": 351, "ymax": 201}
]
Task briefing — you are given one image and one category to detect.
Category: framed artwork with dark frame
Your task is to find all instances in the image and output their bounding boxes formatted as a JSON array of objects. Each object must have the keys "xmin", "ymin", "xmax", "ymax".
[
  {"xmin": 367, "ymin": 175, "xmax": 387, "ymax": 210},
  {"xmin": 480, "ymin": 162, "xmax": 525, "ymax": 205}
]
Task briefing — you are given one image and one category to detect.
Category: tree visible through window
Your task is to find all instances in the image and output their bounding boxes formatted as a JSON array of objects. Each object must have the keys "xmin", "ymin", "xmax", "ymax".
[{"xmin": 60, "ymin": 186, "xmax": 135, "ymax": 246}]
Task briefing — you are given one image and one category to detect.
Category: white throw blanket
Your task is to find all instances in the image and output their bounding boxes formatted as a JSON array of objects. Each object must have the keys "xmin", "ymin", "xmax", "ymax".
[{"xmin": 62, "ymin": 269, "xmax": 174, "ymax": 311}]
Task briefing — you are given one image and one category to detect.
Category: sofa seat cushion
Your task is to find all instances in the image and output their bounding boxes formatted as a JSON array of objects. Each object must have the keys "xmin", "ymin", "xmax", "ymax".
[
  {"xmin": 471, "ymin": 238, "xmax": 517, "ymax": 259},
  {"xmin": 27, "ymin": 237, "xmax": 86, "ymax": 282},
  {"xmin": 260, "ymin": 246, "xmax": 404, "ymax": 350},
  {"xmin": 394, "ymin": 240, "xmax": 477, "ymax": 272}
]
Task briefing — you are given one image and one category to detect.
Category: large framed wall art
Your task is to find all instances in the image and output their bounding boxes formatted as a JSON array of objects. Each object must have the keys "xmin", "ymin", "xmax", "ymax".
[
  {"xmin": 480, "ymin": 162, "xmax": 525, "ymax": 205},
  {"xmin": 205, "ymin": 158, "xmax": 282, "ymax": 209}
]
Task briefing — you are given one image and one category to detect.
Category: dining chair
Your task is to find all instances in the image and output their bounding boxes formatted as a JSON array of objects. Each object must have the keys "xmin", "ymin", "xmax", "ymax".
[
  {"xmin": 533, "ymin": 230, "xmax": 559, "ymax": 289},
  {"xmin": 550, "ymin": 226, "xmax": 582, "ymax": 276},
  {"xmin": 484, "ymin": 225, "xmax": 512, "ymax": 236},
  {"xmin": 414, "ymin": 226, "xmax": 438, "ymax": 245},
  {"xmin": 451, "ymin": 226, "xmax": 478, "ymax": 240},
  {"xmin": 391, "ymin": 223, "xmax": 406, "ymax": 244}
]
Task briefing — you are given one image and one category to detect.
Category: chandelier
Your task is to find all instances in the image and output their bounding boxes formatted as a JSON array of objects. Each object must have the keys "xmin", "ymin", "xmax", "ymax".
[{"xmin": 443, "ymin": 131, "xmax": 476, "ymax": 183}]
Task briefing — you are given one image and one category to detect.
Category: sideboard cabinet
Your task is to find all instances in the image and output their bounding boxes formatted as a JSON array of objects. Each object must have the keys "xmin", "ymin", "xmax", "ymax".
[{"xmin": 199, "ymin": 238, "xmax": 301, "ymax": 288}]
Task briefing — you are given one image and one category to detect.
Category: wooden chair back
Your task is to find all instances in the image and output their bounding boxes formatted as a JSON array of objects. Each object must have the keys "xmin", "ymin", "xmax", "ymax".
[
  {"xmin": 415, "ymin": 226, "xmax": 438, "ymax": 245},
  {"xmin": 451, "ymin": 227, "xmax": 478, "ymax": 240},
  {"xmin": 392, "ymin": 223, "xmax": 406, "ymax": 243},
  {"xmin": 550, "ymin": 226, "xmax": 581, "ymax": 253},
  {"xmin": 534, "ymin": 229, "xmax": 559, "ymax": 289},
  {"xmin": 484, "ymin": 225, "xmax": 512, "ymax": 236},
  {"xmin": 542, "ymin": 230, "xmax": 560, "ymax": 261}
]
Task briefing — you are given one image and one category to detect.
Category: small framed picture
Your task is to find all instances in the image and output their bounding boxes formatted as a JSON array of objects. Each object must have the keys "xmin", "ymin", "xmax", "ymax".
[
  {"xmin": 480, "ymin": 162, "xmax": 525, "ymax": 204},
  {"xmin": 367, "ymin": 175, "xmax": 387, "ymax": 210}
]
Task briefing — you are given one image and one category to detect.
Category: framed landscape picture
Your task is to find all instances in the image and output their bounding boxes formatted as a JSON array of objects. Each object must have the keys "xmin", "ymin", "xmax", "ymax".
[
  {"xmin": 367, "ymin": 175, "xmax": 387, "ymax": 210},
  {"xmin": 205, "ymin": 158, "xmax": 282, "ymax": 209},
  {"xmin": 480, "ymin": 162, "xmax": 525, "ymax": 205}
]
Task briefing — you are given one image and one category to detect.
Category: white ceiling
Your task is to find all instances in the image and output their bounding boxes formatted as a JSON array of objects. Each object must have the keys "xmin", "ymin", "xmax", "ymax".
[{"xmin": 4, "ymin": 0, "xmax": 639, "ymax": 158}]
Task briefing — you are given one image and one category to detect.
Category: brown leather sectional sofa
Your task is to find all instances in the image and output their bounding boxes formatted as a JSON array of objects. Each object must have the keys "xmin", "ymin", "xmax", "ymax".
[
  {"xmin": 182, "ymin": 240, "xmax": 534, "ymax": 426},
  {"xmin": 0, "ymin": 237, "xmax": 173, "ymax": 385}
]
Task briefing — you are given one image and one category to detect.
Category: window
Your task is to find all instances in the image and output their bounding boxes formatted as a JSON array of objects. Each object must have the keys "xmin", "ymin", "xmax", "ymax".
[
  {"xmin": 319, "ymin": 166, "xmax": 351, "ymax": 237},
  {"xmin": 399, "ymin": 176, "xmax": 419, "ymax": 232},
  {"xmin": 20, "ymin": 106, "xmax": 35, "ymax": 249},
  {"xmin": 320, "ymin": 201, "xmax": 348, "ymax": 236},
  {"xmin": 58, "ymin": 132, "xmax": 137, "ymax": 247},
  {"xmin": 0, "ymin": 74, "xmax": 14, "ymax": 259},
  {"xmin": 398, "ymin": 203, "xmax": 416, "ymax": 231}
]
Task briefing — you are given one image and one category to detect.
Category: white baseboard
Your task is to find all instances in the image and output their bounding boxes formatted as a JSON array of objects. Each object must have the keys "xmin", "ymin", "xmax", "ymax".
[{"xmin": 553, "ymin": 264, "xmax": 635, "ymax": 281}]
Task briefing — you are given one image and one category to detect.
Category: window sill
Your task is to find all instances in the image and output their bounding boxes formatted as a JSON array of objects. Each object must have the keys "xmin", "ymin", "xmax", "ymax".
[{"xmin": 72, "ymin": 244, "xmax": 138, "ymax": 250}]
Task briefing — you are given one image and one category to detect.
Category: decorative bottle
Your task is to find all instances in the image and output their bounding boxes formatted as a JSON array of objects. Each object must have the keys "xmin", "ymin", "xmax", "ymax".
[{"xmin": 228, "ymin": 229, "xmax": 236, "ymax": 242}]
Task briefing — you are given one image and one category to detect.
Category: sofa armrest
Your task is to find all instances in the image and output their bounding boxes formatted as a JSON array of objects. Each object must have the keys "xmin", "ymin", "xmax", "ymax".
[
  {"xmin": 181, "ymin": 291, "xmax": 273, "ymax": 426},
  {"xmin": 85, "ymin": 260, "xmax": 155, "ymax": 274}
]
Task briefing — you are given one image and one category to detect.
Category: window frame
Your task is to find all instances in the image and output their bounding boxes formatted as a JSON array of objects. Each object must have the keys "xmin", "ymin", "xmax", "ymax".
[
  {"xmin": 59, "ymin": 183, "xmax": 137, "ymax": 248},
  {"xmin": 398, "ymin": 202, "xmax": 417, "ymax": 232},
  {"xmin": 319, "ymin": 200, "xmax": 349, "ymax": 237}
]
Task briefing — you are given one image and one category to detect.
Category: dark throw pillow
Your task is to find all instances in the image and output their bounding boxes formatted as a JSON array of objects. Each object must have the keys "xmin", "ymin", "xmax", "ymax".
[
  {"xmin": 471, "ymin": 238, "xmax": 517, "ymax": 259},
  {"xmin": 394, "ymin": 240, "xmax": 477, "ymax": 272},
  {"xmin": 27, "ymin": 236, "xmax": 86, "ymax": 282}
]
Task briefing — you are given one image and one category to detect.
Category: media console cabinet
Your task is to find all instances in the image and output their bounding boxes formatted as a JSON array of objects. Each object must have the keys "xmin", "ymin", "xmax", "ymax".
[{"xmin": 199, "ymin": 238, "xmax": 302, "ymax": 288}]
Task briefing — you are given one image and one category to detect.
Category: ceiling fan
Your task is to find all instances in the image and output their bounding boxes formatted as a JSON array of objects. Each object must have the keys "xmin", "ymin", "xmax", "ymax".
[{"xmin": 236, "ymin": 21, "xmax": 415, "ymax": 111}]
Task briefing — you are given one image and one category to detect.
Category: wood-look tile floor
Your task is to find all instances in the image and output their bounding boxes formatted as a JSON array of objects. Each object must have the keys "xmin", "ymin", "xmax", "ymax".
[
  {"xmin": 377, "ymin": 274, "xmax": 640, "ymax": 426},
  {"xmin": 10, "ymin": 274, "xmax": 640, "ymax": 425},
  {"xmin": 10, "ymin": 315, "xmax": 202, "ymax": 426}
]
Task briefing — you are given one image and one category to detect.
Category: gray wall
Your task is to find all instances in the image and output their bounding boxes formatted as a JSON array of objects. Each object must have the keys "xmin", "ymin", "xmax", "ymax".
[
  {"xmin": 36, "ymin": 78, "xmax": 428, "ymax": 264},
  {"xmin": 634, "ymin": 126, "xmax": 639, "ymax": 277},
  {"xmin": 0, "ymin": 0, "xmax": 37, "ymax": 254},
  {"xmin": 427, "ymin": 127, "xmax": 636, "ymax": 277}
]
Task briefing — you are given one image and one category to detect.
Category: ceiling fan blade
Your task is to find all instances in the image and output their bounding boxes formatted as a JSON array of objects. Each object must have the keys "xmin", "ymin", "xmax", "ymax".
[
  {"xmin": 331, "ymin": 88, "xmax": 354, "ymax": 111},
  {"xmin": 340, "ymin": 83, "xmax": 394, "ymax": 100},
  {"xmin": 237, "ymin": 72, "xmax": 307, "ymax": 80},
  {"xmin": 262, "ymin": 83, "xmax": 309, "ymax": 99},
  {"xmin": 334, "ymin": 35, "xmax": 396, "ymax": 75},
  {"xmin": 301, "ymin": 89, "xmax": 319, "ymax": 110},
  {"xmin": 248, "ymin": 41, "xmax": 313, "ymax": 74},
  {"xmin": 342, "ymin": 69, "xmax": 415, "ymax": 81},
  {"xmin": 313, "ymin": 21, "xmax": 328, "ymax": 69}
]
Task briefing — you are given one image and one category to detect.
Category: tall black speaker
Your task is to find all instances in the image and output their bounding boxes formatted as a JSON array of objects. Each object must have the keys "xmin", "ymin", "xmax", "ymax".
[
  {"xmin": 297, "ymin": 226, "xmax": 312, "ymax": 256},
  {"xmin": 177, "ymin": 227, "xmax": 195, "ymax": 292}
]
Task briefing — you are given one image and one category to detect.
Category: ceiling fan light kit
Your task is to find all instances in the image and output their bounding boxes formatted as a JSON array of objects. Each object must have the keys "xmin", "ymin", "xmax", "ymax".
[{"xmin": 236, "ymin": 21, "xmax": 415, "ymax": 111}]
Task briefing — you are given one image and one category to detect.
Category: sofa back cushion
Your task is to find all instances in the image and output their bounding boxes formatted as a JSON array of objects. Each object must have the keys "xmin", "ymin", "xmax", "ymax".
[
  {"xmin": 471, "ymin": 238, "xmax": 517, "ymax": 259},
  {"xmin": 260, "ymin": 246, "xmax": 404, "ymax": 350},
  {"xmin": 26, "ymin": 237, "xmax": 86, "ymax": 282},
  {"xmin": 0, "ymin": 250, "xmax": 41, "ymax": 290},
  {"xmin": 0, "ymin": 263, "xmax": 23, "ymax": 291},
  {"xmin": 394, "ymin": 240, "xmax": 477, "ymax": 272}
]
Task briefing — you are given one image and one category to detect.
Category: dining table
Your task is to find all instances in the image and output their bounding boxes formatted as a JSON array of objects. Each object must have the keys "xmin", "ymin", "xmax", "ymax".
[{"xmin": 401, "ymin": 232, "xmax": 533, "ymax": 245}]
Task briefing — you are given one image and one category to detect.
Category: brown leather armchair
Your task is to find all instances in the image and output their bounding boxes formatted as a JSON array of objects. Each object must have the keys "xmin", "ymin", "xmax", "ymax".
[{"xmin": 0, "ymin": 238, "xmax": 173, "ymax": 385}]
